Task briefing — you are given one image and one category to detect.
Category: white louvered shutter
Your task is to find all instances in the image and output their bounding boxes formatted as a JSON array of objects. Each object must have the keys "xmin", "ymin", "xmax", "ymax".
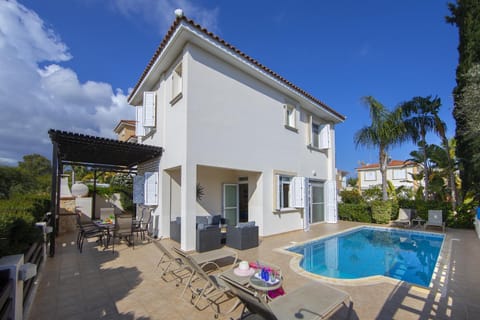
[
  {"xmin": 290, "ymin": 177, "xmax": 305, "ymax": 208},
  {"xmin": 133, "ymin": 175, "xmax": 145, "ymax": 204},
  {"xmin": 143, "ymin": 91, "xmax": 156, "ymax": 127},
  {"xmin": 325, "ymin": 180, "xmax": 337, "ymax": 223},
  {"xmin": 135, "ymin": 105, "xmax": 145, "ymax": 137},
  {"xmin": 144, "ymin": 172, "xmax": 158, "ymax": 205},
  {"xmin": 319, "ymin": 124, "xmax": 331, "ymax": 149}
]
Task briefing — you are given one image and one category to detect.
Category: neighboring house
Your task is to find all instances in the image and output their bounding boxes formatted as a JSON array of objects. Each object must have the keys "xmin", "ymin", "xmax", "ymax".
[
  {"xmin": 335, "ymin": 169, "xmax": 349, "ymax": 193},
  {"xmin": 113, "ymin": 120, "xmax": 137, "ymax": 142},
  {"xmin": 356, "ymin": 160, "xmax": 422, "ymax": 192},
  {"xmin": 128, "ymin": 12, "xmax": 345, "ymax": 251}
]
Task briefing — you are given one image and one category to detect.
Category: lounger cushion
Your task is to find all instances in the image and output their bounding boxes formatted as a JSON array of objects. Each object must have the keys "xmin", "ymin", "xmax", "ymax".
[{"xmin": 269, "ymin": 282, "xmax": 349, "ymax": 319}]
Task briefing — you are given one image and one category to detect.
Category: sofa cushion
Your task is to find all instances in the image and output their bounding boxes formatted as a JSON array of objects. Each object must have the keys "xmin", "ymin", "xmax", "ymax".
[
  {"xmin": 196, "ymin": 216, "xmax": 209, "ymax": 225},
  {"xmin": 211, "ymin": 215, "xmax": 221, "ymax": 225},
  {"xmin": 237, "ymin": 221, "xmax": 255, "ymax": 228}
]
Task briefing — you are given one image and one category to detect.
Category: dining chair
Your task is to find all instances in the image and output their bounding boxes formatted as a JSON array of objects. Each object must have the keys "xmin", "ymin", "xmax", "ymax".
[
  {"xmin": 134, "ymin": 212, "xmax": 152, "ymax": 240},
  {"xmin": 76, "ymin": 213, "xmax": 104, "ymax": 253},
  {"xmin": 112, "ymin": 214, "xmax": 134, "ymax": 253}
]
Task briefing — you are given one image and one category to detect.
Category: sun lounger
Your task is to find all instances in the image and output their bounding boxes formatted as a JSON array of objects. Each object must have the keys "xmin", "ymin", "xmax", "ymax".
[
  {"xmin": 152, "ymin": 237, "xmax": 192, "ymax": 283},
  {"xmin": 424, "ymin": 210, "xmax": 445, "ymax": 232},
  {"xmin": 173, "ymin": 247, "xmax": 238, "ymax": 317},
  {"xmin": 220, "ymin": 275, "xmax": 352, "ymax": 320},
  {"xmin": 392, "ymin": 208, "xmax": 412, "ymax": 228}
]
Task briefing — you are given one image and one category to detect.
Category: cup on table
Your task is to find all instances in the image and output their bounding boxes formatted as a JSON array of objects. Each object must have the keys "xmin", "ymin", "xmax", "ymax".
[{"xmin": 239, "ymin": 260, "xmax": 249, "ymax": 271}]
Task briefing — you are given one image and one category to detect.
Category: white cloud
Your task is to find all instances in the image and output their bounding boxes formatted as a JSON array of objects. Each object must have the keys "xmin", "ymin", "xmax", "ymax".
[
  {"xmin": 108, "ymin": 0, "xmax": 220, "ymax": 33},
  {"xmin": 0, "ymin": 1, "xmax": 133, "ymax": 166}
]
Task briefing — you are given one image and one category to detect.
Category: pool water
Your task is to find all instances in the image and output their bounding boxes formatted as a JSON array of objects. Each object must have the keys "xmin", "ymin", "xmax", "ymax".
[{"xmin": 287, "ymin": 227, "xmax": 444, "ymax": 287}]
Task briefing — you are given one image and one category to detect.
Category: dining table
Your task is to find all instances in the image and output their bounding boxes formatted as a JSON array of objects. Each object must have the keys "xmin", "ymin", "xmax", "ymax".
[{"xmin": 92, "ymin": 220, "xmax": 115, "ymax": 248}]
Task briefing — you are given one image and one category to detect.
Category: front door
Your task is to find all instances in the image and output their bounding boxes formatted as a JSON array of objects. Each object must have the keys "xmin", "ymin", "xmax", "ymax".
[
  {"xmin": 310, "ymin": 182, "xmax": 325, "ymax": 223},
  {"xmin": 223, "ymin": 184, "xmax": 238, "ymax": 226}
]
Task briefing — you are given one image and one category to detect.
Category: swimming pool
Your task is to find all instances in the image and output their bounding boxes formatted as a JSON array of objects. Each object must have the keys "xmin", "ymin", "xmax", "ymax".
[{"xmin": 287, "ymin": 226, "xmax": 444, "ymax": 287}]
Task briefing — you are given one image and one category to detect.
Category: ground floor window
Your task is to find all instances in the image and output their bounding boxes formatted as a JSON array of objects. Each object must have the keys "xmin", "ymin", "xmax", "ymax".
[{"xmin": 276, "ymin": 175, "xmax": 292, "ymax": 210}]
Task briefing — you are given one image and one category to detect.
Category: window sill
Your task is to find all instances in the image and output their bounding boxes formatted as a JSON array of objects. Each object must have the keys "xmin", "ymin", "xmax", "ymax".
[
  {"xmin": 273, "ymin": 208, "xmax": 299, "ymax": 214},
  {"xmin": 307, "ymin": 144, "xmax": 328, "ymax": 152},
  {"xmin": 170, "ymin": 92, "xmax": 183, "ymax": 106},
  {"xmin": 284, "ymin": 125, "xmax": 298, "ymax": 133}
]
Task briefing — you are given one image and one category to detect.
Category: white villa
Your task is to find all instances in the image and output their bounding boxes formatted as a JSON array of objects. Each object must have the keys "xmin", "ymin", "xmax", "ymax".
[
  {"xmin": 128, "ymin": 13, "xmax": 346, "ymax": 251},
  {"xmin": 356, "ymin": 160, "xmax": 422, "ymax": 192}
]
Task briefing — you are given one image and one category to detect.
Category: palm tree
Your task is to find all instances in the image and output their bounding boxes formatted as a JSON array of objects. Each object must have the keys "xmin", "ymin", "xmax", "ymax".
[
  {"xmin": 399, "ymin": 96, "xmax": 441, "ymax": 200},
  {"xmin": 354, "ymin": 96, "xmax": 409, "ymax": 200},
  {"xmin": 432, "ymin": 114, "xmax": 459, "ymax": 208}
]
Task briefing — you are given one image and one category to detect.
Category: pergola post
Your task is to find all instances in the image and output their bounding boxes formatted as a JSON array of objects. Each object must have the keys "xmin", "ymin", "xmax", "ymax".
[{"xmin": 49, "ymin": 142, "xmax": 58, "ymax": 257}]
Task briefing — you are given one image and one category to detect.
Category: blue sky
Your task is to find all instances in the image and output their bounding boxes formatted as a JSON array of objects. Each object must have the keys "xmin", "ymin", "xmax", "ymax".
[{"xmin": 0, "ymin": 0, "xmax": 458, "ymax": 176}]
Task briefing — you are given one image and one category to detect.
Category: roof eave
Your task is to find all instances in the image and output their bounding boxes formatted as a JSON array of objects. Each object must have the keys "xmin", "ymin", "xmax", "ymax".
[{"xmin": 128, "ymin": 16, "xmax": 346, "ymax": 122}]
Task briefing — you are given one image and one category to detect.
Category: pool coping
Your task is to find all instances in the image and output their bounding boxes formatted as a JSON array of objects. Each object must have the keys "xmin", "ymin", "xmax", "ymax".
[{"xmin": 276, "ymin": 225, "xmax": 449, "ymax": 293}]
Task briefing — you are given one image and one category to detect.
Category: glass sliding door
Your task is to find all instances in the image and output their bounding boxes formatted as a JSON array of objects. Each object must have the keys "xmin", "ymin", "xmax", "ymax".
[
  {"xmin": 310, "ymin": 182, "xmax": 325, "ymax": 223},
  {"xmin": 223, "ymin": 184, "xmax": 238, "ymax": 226}
]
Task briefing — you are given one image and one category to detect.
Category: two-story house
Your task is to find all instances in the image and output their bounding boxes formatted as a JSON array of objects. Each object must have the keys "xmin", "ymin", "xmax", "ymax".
[
  {"xmin": 113, "ymin": 120, "xmax": 137, "ymax": 142},
  {"xmin": 356, "ymin": 160, "xmax": 422, "ymax": 192},
  {"xmin": 128, "ymin": 12, "xmax": 345, "ymax": 251}
]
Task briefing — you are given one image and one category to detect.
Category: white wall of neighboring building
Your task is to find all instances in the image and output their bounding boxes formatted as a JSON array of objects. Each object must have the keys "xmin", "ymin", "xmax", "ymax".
[{"xmin": 357, "ymin": 164, "xmax": 420, "ymax": 190}]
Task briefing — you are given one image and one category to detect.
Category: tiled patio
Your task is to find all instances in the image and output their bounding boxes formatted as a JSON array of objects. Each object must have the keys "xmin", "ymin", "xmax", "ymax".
[{"xmin": 27, "ymin": 221, "xmax": 480, "ymax": 320}]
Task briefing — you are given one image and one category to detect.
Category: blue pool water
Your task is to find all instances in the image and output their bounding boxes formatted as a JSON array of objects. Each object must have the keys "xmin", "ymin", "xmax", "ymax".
[{"xmin": 287, "ymin": 227, "xmax": 444, "ymax": 287}]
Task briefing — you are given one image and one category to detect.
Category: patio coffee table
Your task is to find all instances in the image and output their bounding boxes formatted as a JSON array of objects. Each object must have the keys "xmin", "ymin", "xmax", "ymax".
[{"xmin": 412, "ymin": 217, "xmax": 426, "ymax": 229}]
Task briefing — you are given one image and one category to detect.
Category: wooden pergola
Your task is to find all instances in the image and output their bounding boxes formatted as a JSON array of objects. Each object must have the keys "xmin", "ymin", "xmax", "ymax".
[{"xmin": 48, "ymin": 129, "xmax": 163, "ymax": 256}]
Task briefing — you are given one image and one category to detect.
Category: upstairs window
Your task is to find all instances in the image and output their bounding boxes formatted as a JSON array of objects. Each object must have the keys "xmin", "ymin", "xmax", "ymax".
[
  {"xmin": 393, "ymin": 169, "xmax": 407, "ymax": 180},
  {"xmin": 284, "ymin": 105, "xmax": 297, "ymax": 130},
  {"xmin": 364, "ymin": 171, "xmax": 376, "ymax": 181},
  {"xmin": 143, "ymin": 91, "xmax": 156, "ymax": 127},
  {"xmin": 310, "ymin": 119, "xmax": 330, "ymax": 150},
  {"xmin": 135, "ymin": 105, "xmax": 145, "ymax": 137},
  {"xmin": 171, "ymin": 63, "xmax": 183, "ymax": 103}
]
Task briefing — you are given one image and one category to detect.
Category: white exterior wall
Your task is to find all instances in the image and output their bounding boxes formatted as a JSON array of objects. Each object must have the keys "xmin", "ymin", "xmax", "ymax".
[
  {"xmin": 184, "ymin": 44, "xmax": 334, "ymax": 236},
  {"xmin": 133, "ymin": 31, "xmax": 341, "ymax": 249}
]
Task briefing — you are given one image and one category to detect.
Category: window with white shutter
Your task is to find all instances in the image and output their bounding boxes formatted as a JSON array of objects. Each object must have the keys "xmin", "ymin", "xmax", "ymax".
[
  {"xmin": 144, "ymin": 172, "xmax": 158, "ymax": 205},
  {"xmin": 318, "ymin": 124, "xmax": 331, "ymax": 149},
  {"xmin": 275, "ymin": 175, "xmax": 292, "ymax": 210},
  {"xmin": 310, "ymin": 121, "xmax": 330, "ymax": 150},
  {"xmin": 135, "ymin": 105, "xmax": 145, "ymax": 137},
  {"xmin": 143, "ymin": 91, "xmax": 156, "ymax": 127},
  {"xmin": 172, "ymin": 63, "xmax": 183, "ymax": 99}
]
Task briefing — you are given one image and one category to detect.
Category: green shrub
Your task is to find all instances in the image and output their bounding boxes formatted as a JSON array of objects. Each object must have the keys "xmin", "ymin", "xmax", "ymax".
[
  {"xmin": 0, "ymin": 212, "xmax": 42, "ymax": 257},
  {"xmin": 0, "ymin": 194, "xmax": 50, "ymax": 221},
  {"xmin": 338, "ymin": 203, "xmax": 372, "ymax": 222},
  {"xmin": 371, "ymin": 200, "xmax": 392, "ymax": 224},
  {"xmin": 339, "ymin": 189, "xmax": 364, "ymax": 204},
  {"xmin": 446, "ymin": 197, "xmax": 477, "ymax": 229}
]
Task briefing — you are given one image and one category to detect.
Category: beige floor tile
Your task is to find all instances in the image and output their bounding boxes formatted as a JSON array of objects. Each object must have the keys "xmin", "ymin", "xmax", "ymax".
[{"xmin": 27, "ymin": 221, "xmax": 480, "ymax": 320}]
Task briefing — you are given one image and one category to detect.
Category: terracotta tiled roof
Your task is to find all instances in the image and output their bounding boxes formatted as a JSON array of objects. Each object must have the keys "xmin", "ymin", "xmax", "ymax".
[
  {"xmin": 128, "ymin": 16, "xmax": 345, "ymax": 121},
  {"xmin": 357, "ymin": 160, "xmax": 417, "ymax": 170}
]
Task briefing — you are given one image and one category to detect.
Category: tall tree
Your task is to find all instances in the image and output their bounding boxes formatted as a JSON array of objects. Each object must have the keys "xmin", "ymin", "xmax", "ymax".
[
  {"xmin": 354, "ymin": 96, "xmax": 409, "ymax": 200},
  {"xmin": 433, "ymin": 111, "xmax": 459, "ymax": 208},
  {"xmin": 446, "ymin": 0, "xmax": 480, "ymax": 197},
  {"xmin": 400, "ymin": 96, "xmax": 440, "ymax": 200}
]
